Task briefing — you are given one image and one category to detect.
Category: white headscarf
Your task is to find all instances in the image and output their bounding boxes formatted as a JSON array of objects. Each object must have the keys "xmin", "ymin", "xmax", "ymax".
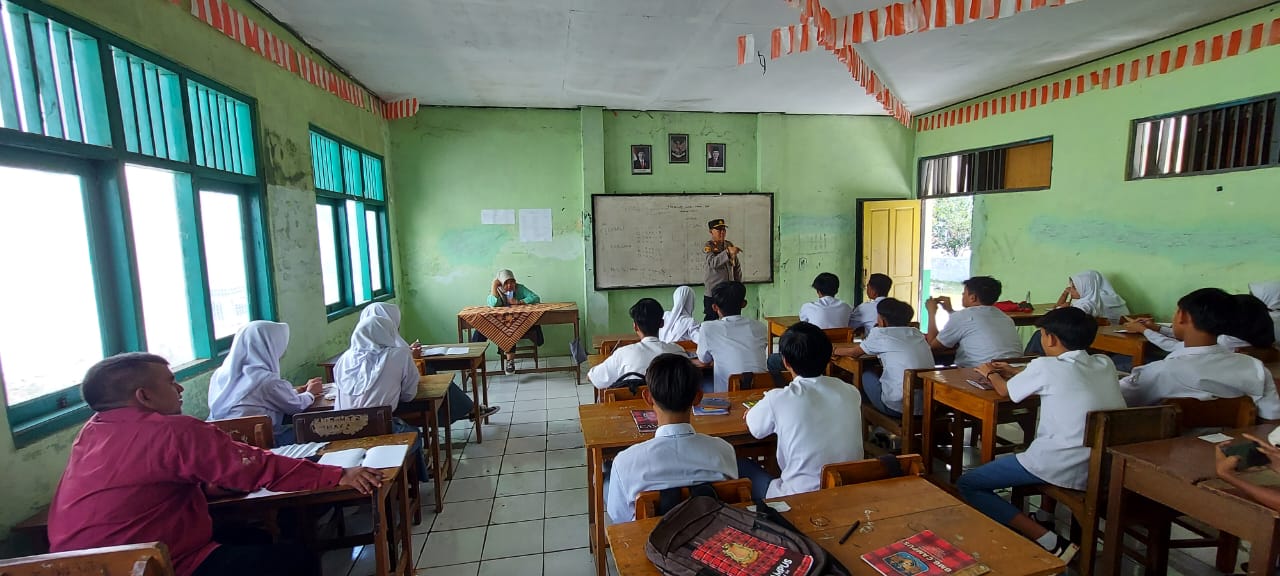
[
  {"xmin": 360, "ymin": 302, "xmax": 409, "ymax": 347},
  {"xmin": 1070, "ymin": 270, "xmax": 1129, "ymax": 321},
  {"xmin": 208, "ymin": 321, "xmax": 290, "ymax": 419},
  {"xmin": 659, "ymin": 286, "xmax": 698, "ymax": 343},
  {"xmin": 1249, "ymin": 281, "xmax": 1280, "ymax": 342},
  {"xmin": 335, "ymin": 315, "xmax": 403, "ymax": 397},
  {"xmin": 496, "ymin": 269, "xmax": 515, "ymax": 283}
]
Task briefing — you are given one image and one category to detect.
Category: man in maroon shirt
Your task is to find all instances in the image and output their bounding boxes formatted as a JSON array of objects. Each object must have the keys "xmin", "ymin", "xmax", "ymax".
[{"xmin": 48, "ymin": 353, "xmax": 384, "ymax": 576}]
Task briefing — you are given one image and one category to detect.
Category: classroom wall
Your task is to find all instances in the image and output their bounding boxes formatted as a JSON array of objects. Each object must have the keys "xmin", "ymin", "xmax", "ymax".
[
  {"xmin": 391, "ymin": 109, "xmax": 914, "ymax": 342},
  {"xmin": 0, "ymin": 0, "xmax": 394, "ymax": 545},
  {"xmin": 914, "ymin": 5, "xmax": 1280, "ymax": 320}
]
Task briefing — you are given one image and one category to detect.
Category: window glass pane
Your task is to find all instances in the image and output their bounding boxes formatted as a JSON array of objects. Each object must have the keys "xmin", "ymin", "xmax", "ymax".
[
  {"xmin": 316, "ymin": 203, "xmax": 340, "ymax": 306},
  {"xmin": 200, "ymin": 190, "xmax": 251, "ymax": 339},
  {"xmin": 346, "ymin": 200, "xmax": 367, "ymax": 304},
  {"xmin": 366, "ymin": 209, "xmax": 382, "ymax": 292},
  {"xmin": 126, "ymin": 165, "xmax": 196, "ymax": 365},
  {"xmin": 0, "ymin": 165, "xmax": 103, "ymax": 405}
]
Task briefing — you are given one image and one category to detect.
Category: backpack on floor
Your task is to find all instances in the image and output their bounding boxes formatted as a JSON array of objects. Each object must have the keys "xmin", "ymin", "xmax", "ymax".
[{"xmin": 645, "ymin": 494, "xmax": 852, "ymax": 576}]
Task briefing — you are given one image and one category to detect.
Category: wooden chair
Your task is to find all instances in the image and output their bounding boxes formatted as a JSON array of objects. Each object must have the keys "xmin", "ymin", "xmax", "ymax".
[
  {"xmin": 603, "ymin": 386, "xmax": 646, "ymax": 403},
  {"xmin": 634, "ymin": 478, "xmax": 753, "ymax": 520},
  {"xmin": 0, "ymin": 542, "xmax": 174, "ymax": 576},
  {"xmin": 293, "ymin": 406, "xmax": 394, "ymax": 443},
  {"xmin": 210, "ymin": 415, "xmax": 274, "ymax": 449},
  {"xmin": 820, "ymin": 455, "xmax": 923, "ymax": 488},
  {"xmin": 1010, "ymin": 405, "xmax": 1180, "ymax": 575},
  {"xmin": 1238, "ymin": 345, "xmax": 1280, "ymax": 362},
  {"xmin": 861, "ymin": 367, "xmax": 933, "ymax": 457},
  {"xmin": 675, "ymin": 340, "xmax": 697, "ymax": 353},
  {"xmin": 511, "ymin": 338, "xmax": 540, "ymax": 370},
  {"xmin": 1159, "ymin": 396, "xmax": 1257, "ymax": 571},
  {"xmin": 727, "ymin": 371, "xmax": 788, "ymax": 392},
  {"xmin": 822, "ymin": 327, "xmax": 854, "ymax": 344}
]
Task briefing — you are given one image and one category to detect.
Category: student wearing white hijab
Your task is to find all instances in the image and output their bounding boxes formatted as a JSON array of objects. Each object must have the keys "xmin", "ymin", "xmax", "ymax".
[
  {"xmin": 360, "ymin": 302, "xmax": 413, "ymax": 349},
  {"xmin": 659, "ymin": 286, "xmax": 700, "ymax": 343},
  {"xmin": 207, "ymin": 321, "xmax": 320, "ymax": 446},
  {"xmin": 1027, "ymin": 270, "xmax": 1130, "ymax": 355},
  {"xmin": 1251, "ymin": 281, "xmax": 1280, "ymax": 343}
]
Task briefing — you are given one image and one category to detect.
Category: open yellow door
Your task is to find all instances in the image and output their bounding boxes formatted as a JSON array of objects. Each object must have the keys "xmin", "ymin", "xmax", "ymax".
[{"xmin": 862, "ymin": 200, "xmax": 922, "ymax": 315}]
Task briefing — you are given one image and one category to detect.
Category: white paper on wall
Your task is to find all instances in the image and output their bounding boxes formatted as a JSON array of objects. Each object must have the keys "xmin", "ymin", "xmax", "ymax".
[{"xmin": 518, "ymin": 209, "xmax": 553, "ymax": 242}]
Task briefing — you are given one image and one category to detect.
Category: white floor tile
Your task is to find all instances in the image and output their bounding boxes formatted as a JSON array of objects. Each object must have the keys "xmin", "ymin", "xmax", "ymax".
[
  {"xmin": 545, "ymin": 448, "xmax": 585, "ymax": 470},
  {"xmin": 411, "ymin": 507, "xmax": 438, "ymax": 535},
  {"xmin": 544, "ymin": 488, "xmax": 588, "ymax": 518},
  {"xmin": 545, "ymin": 396, "xmax": 580, "ymax": 409},
  {"xmin": 545, "ymin": 386, "xmax": 579, "ymax": 399},
  {"xmin": 543, "ymin": 547, "xmax": 594, "ymax": 576},
  {"xmin": 483, "ymin": 520, "xmax": 546, "ymax": 559},
  {"xmin": 463, "ymin": 440, "xmax": 507, "ymax": 459},
  {"xmin": 514, "ymin": 399, "xmax": 549, "ymax": 411},
  {"xmin": 546, "ymin": 467, "xmax": 588, "ymax": 491},
  {"xmin": 419, "ymin": 526, "xmax": 487, "ymax": 568},
  {"xmin": 508, "ymin": 422, "xmax": 548, "ymax": 438},
  {"xmin": 546, "ymin": 407, "xmax": 579, "ymax": 421},
  {"xmin": 496, "ymin": 471, "xmax": 547, "ymax": 496},
  {"xmin": 445, "ymin": 475, "xmax": 498, "ymax": 503},
  {"xmin": 506, "ymin": 435, "xmax": 547, "ymax": 454},
  {"xmin": 320, "ymin": 546, "xmax": 361, "ymax": 576},
  {"xmin": 501, "ymin": 451, "xmax": 547, "ymax": 474},
  {"xmin": 490, "ymin": 492, "xmax": 546, "ymax": 525},
  {"xmin": 417, "ymin": 562, "xmax": 479, "ymax": 576},
  {"xmin": 478, "ymin": 554, "xmax": 544, "ymax": 576},
  {"xmin": 544, "ymin": 514, "xmax": 589, "ymax": 552},
  {"xmin": 516, "ymin": 389, "xmax": 548, "ymax": 401},
  {"xmin": 547, "ymin": 432, "xmax": 584, "ymax": 450},
  {"xmin": 433, "ymin": 499, "xmax": 495, "ymax": 531},
  {"xmin": 511, "ymin": 410, "xmax": 549, "ymax": 424},
  {"xmin": 454, "ymin": 456, "xmax": 503, "ymax": 479},
  {"xmin": 547, "ymin": 420, "xmax": 582, "ymax": 435},
  {"xmin": 482, "ymin": 411, "xmax": 513, "ymax": 425}
]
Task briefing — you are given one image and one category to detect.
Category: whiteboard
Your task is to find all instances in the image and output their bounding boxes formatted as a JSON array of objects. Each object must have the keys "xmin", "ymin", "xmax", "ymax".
[{"xmin": 592, "ymin": 194, "xmax": 773, "ymax": 290}]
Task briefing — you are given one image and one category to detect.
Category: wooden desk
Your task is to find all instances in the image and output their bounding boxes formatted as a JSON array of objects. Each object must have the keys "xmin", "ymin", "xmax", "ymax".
[
  {"xmin": 1004, "ymin": 303, "xmax": 1056, "ymax": 326},
  {"xmin": 456, "ymin": 302, "xmax": 582, "ymax": 383},
  {"xmin": 397, "ymin": 373, "xmax": 457, "ymax": 513},
  {"xmin": 1091, "ymin": 326, "xmax": 1153, "ymax": 367},
  {"xmin": 417, "ymin": 342, "xmax": 492, "ymax": 443},
  {"xmin": 830, "ymin": 349, "xmax": 878, "ymax": 391},
  {"xmin": 319, "ymin": 352, "xmax": 342, "ymax": 383},
  {"xmin": 764, "ymin": 315, "xmax": 800, "ymax": 355},
  {"xmin": 920, "ymin": 367, "xmax": 1038, "ymax": 483},
  {"xmin": 1103, "ymin": 424, "xmax": 1280, "ymax": 576},
  {"xmin": 607, "ymin": 476, "xmax": 1065, "ymax": 576},
  {"xmin": 211, "ymin": 432, "xmax": 416, "ymax": 576},
  {"xmin": 593, "ymin": 332, "xmax": 640, "ymax": 353},
  {"xmin": 581, "ymin": 389, "xmax": 771, "ymax": 576}
]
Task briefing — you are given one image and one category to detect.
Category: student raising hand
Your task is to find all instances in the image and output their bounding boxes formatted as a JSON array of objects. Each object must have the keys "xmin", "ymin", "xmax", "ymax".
[{"xmin": 339, "ymin": 467, "xmax": 383, "ymax": 494}]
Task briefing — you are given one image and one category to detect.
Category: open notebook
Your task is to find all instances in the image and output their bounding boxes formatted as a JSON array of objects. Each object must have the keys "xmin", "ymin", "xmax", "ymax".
[{"xmin": 317, "ymin": 445, "xmax": 409, "ymax": 469}]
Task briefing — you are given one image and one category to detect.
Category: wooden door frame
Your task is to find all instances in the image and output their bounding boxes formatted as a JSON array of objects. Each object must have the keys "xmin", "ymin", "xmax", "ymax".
[{"xmin": 853, "ymin": 197, "xmax": 924, "ymax": 308}]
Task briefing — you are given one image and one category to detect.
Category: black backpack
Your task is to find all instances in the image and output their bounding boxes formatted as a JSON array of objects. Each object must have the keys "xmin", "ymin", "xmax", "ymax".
[
  {"xmin": 608, "ymin": 371, "xmax": 647, "ymax": 395},
  {"xmin": 645, "ymin": 492, "xmax": 852, "ymax": 576}
]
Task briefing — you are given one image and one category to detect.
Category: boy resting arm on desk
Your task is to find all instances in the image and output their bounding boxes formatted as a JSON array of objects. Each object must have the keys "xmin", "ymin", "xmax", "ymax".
[
  {"xmin": 925, "ymin": 276, "xmax": 1023, "ymax": 367},
  {"xmin": 843, "ymin": 298, "xmax": 935, "ymax": 419},
  {"xmin": 957, "ymin": 307, "xmax": 1126, "ymax": 563},
  {"xmin": 49, "ymin": 353, "xmax": 383, "ymax": 576}
]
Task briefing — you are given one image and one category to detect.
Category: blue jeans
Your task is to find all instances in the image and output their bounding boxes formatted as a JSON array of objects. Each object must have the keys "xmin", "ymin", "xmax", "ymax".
[
  {"xmin": 736, "ymin": 457, "xmax": 774, "ymax": 501},
  {"xmin": 392, "ymin": 418, "xmax": 430, "ymax": 480},
  {"xmin": 443, "ymin": 382, "xmax": 477, "ymax": 424},
  {"xmin": 272, "ymin": 425, "xmax": 296, "ymax": 448},
  {"xmin": 860, "ymin": 371, "xmax": 902, "ymax": 419},
  {"xmin": 956, "ymin": 455, "xmax": 1043, "ymax": 525}
]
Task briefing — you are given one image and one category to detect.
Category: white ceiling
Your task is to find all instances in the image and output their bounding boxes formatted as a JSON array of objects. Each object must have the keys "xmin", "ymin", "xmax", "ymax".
[{"xmin": 252, "ymin": 0, "xmax": 1273, "ymax": 116}]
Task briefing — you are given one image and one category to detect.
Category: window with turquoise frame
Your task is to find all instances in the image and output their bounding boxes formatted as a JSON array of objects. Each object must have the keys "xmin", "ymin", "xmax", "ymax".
[
  {"xmin": 310, "ymin": 127, "xmax": 393, "ymax": 318},
  {"xmin": 0, "ymin": 0, "xmax": 273, "ymax": 446}
]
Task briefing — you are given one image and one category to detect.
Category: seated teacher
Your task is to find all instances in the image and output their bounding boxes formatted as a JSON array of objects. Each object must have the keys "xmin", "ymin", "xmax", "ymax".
[{"xmin": 475, "ymin": 269, "xmax": 544, "ymax": 374}]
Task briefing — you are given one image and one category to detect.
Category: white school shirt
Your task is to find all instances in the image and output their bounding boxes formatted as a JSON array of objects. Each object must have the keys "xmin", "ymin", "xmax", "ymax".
[
  {"xmin": 1119, "ymin": 345, "xmax": 1280, "ymax": 419},
  {"xmin": 746, "ymin": 375, "xmax": 864, "ymax": 498},
  {"xmin": 605, "ymin": 423, "xmax": 737, "ymax": 525},
  {"xmin": 588, "ymin": 337, "xmax": 686, "ymax": 390},
  {"xmin": 334, "ymin": 349, "xmax": 418, "ymax": 412},
  {"xmin": 1006, "ymin": 351, "xmax": 1127, "ymax": 491},
  {"xmin": 859, "ymin": 327, "xmax": 935, "ymax": 414},
  {"xmin": 799, "ymin": 296, "xmax": 854, "ymax": 330},
  {"xmin": 849, "ymin": 297, "xmax": 884, "ymax": 334},
  {"xmin": 935, "ymin": 305, "xmax": 1023, "ymax": 367},
  {"xmin": 1141, "ymin": 326, "xmax": 1249, "ymax": 353},
  {"xmin": 696, "ymin": 315, "xmax": 768, "ymax": 393}
]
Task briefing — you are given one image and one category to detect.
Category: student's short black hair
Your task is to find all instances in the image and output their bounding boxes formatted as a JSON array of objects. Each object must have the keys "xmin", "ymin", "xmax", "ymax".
[
  {"xmin": 811, "ymin": 273, "xmax": 840, "ymax": 297},
  {"xmin": 779, "ymin": 321, "xmax": 833, "ymax": 378},
  {"xmin": 81, "ymin": 353, "xmax": 170, "ymax": 412},
  {"xmin": 867, "ymin": 273, "xmax": 892, "ymax": 297},
  {"xmin": 963, "ymin": 276, "xmax": 1003, "ymax": 305},
  {"xmin": 1177, "ymin": 287, "xmax": 1237, "ymax": 337},
  {"xmin": 711, "ymin": 281, "xmax": 746, "ymax": 316},
  {"xmin": 629, "ymin": 298, "xmax": 666, "ymax": 337},
  {"xmin": 1035, "ymin": 307, "xmax": 1098, "ymax": 351},
  {"xmin": 645, "ymin": 353, "xmax": 702, "ymax": 412},
  {"xmin": 1227, "ymin": 294, "xmax": 1276, "ymax": 348},
  {"xmin": 876, "ymin": 298, "xmax": 915, "ymax": 327}
]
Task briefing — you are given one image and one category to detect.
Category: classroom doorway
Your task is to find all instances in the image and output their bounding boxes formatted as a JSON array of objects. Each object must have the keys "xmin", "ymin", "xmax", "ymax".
[
  {"xmin": 859, "ymin": 199, "xmax": 921, "ymax": 313},
  {"xmin": 920, "ymin": 195, "xmax": 973, "ymax": 329}
]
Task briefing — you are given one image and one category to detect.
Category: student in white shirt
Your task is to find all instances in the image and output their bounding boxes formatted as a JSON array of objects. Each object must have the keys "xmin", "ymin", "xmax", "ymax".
[
  {"xmin": 1250, "ymin": 280, "xmax": 1280, "ymax": 343},
  {"xmin": 740, "ymin": 322, "xmax": 863, "ymax": 500},
  {"xmin": 926, "ymin": 276, "xmax": 1023, "ymax": 367},
  {"xmin": 605, "ymin": 353, "xmax": 737, "ymax": 524},
  {"xmin": 1124, "ymin": 293, "xmax": 1275, "ymax": 353},
  {"xmin": 697, "ymin": 281, "xmax": 768, "ymax": 393},
  {"xmin": 207, "ymin": 321, "xmax": 321, "ymax": 446},
  {"xmin": 1120, "ymin": 288, "xmax": 1280, "ymax": 419},
  {"xmin": 589, "ymin": 298, "xmax": 686, "ymax": 390},
  {"xmin": 849, "ymin": 273, "xmax": 891, "ymax": 335},
  {"xmin": 958, "ymin": 307, "xmax": 1125, "ymax": 562},
  {"xmin": 767, "ymin": 272, "xmax": 853, "ymax": 371},
  {"xmin": 658, "ymin": 286, "xmax": 700, "ymax": 343},
  {"xmin": 838, "ymin": 298, "xmax": 934, "ymax": 418}
]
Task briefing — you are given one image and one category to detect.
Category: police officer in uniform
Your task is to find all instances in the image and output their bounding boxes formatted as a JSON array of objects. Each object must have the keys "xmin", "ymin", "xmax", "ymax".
[{"xmin": 702, "ymin": 218, "xmax": 742, "ymax": 321}]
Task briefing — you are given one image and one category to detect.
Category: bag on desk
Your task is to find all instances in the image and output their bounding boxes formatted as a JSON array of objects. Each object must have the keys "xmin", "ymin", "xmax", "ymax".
[{"xmin": 645, "ymin": 494, "xmax": 851, "ymax": 576}]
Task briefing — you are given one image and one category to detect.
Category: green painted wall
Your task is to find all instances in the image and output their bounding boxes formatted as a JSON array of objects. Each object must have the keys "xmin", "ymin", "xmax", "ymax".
[
  {"xmin": 391, "ymin": 109, "xmax": 914, "ymax": 343},
  {"xmin": 0, "ymin": 0, "xmax": 393, "ymax": 546},
  {"xmin": 914, "ymin": 5, "xmax": 1280, "ymax": 321}
]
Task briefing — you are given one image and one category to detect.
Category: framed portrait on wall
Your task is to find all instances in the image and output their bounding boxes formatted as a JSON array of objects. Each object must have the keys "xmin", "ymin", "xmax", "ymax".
[
  {"xmin": 668, "ymin": 134, "xmax": 689, "ymax": 163},
  {"xmin": 706, "ymin": 143, "xmax": 726, "ymax": 173},
  {"xmin": 631, "ymin": 144, "xmax": 652, "ymax": 175}
]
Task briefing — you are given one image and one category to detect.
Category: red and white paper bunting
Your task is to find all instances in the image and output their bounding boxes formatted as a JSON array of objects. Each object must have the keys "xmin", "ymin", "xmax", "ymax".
[
  {"xmin": 173, "ymin": 0, "xmax": 418, "ymax": 120},
  {"xmin": 916, "ymin": 14, "xmax": 1280, "ymax": 131},
  {"xmin": 737, "ymin": 34, "xmax": 756, "ymax": 65}
]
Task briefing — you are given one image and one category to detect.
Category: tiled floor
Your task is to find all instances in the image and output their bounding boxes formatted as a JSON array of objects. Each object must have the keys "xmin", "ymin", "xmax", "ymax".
[
  {"xmin": 324, "ymin": 357, "xmax": 601, "ymax": 576},
  {"xmin": 322, "ymin": 358, "xmax": 1242, "ymax": 576}
]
